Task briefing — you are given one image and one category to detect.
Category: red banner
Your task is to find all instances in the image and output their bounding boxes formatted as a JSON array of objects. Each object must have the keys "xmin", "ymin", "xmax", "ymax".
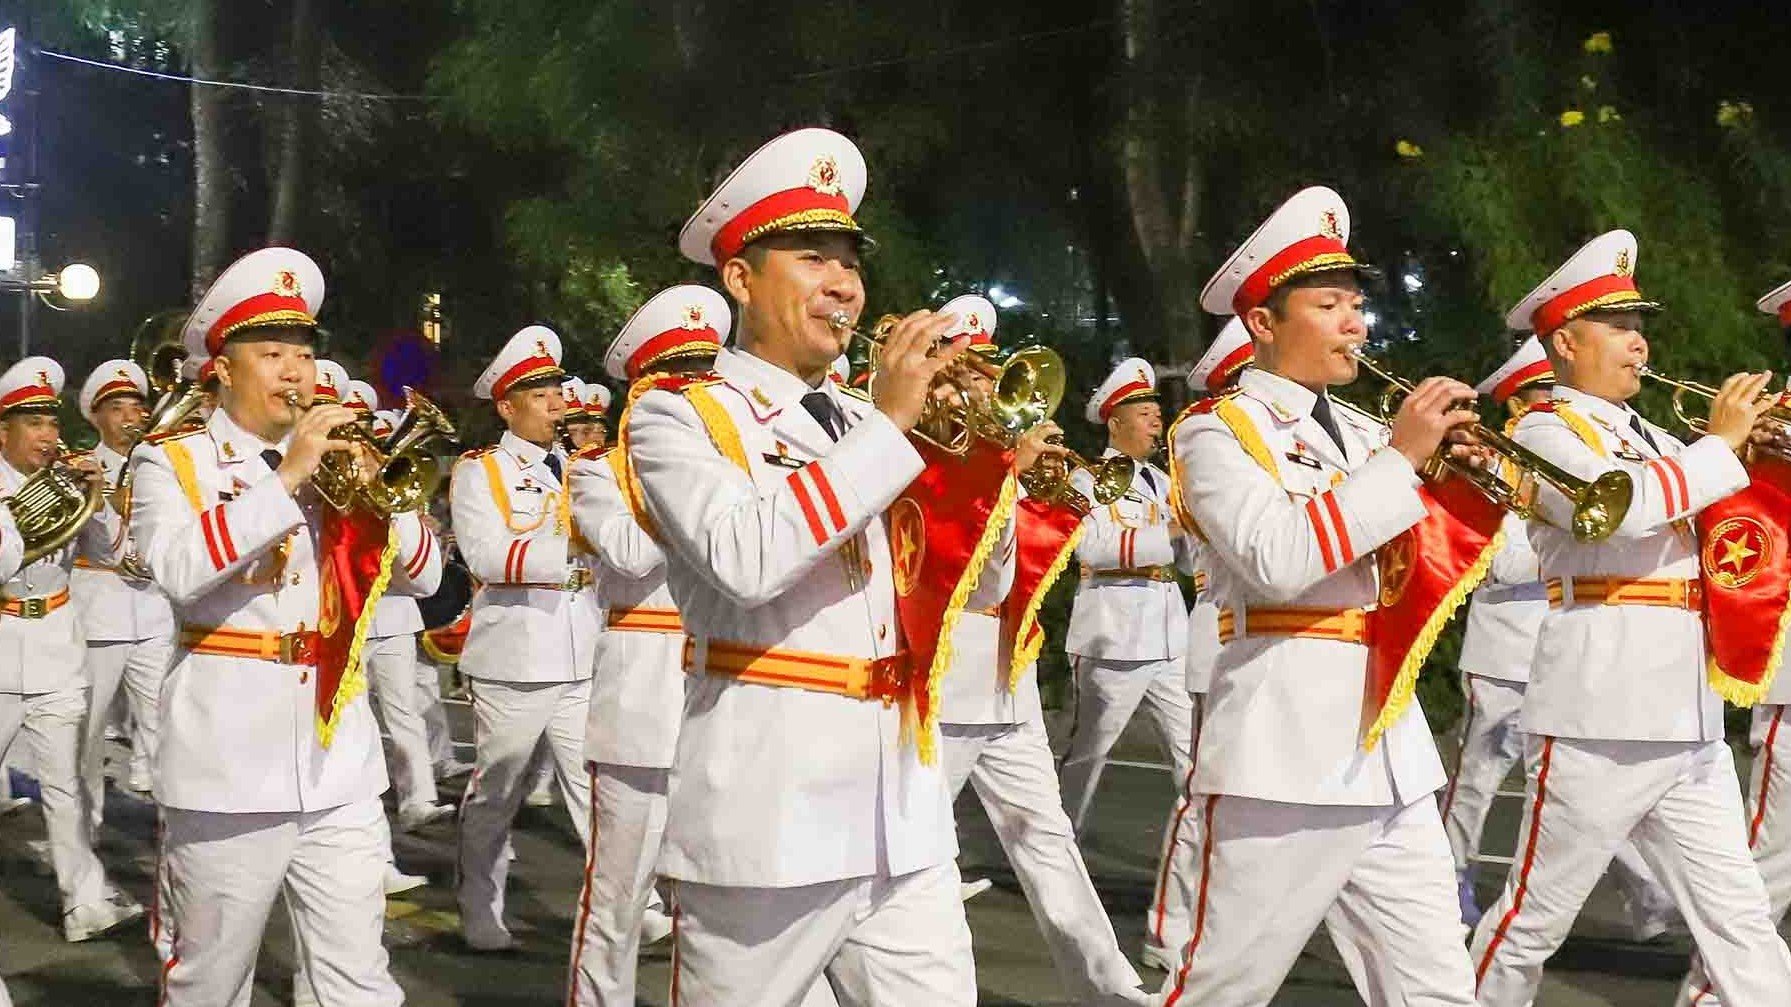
[
  {"xmin": 314, "ymin": 508, "xmax": 400, "ymax": 747},
  {"xmin": 1001, "ymin": 495, "xmax": 1085, "ymax": 690},
  {"xmin": 421, "ymin": 604, "xmax": 474, "ymax": 665},
  {"xmin": 889, "ymin": 437, "xmax": 1016, "ymax": 764},
  {"xmin": 1364, "ymin": 474, "xmax": 1505, "ymax": 750},
  {"xmin": 1698, "ymin": 454, "xmax": 1791, "ymax": 705}
]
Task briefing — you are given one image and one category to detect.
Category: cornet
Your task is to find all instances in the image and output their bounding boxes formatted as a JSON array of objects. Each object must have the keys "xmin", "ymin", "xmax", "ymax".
[
  {"xmin": 1638, "ymin": 366, "xmax": 1791, "ymax": 459},
  {"xmin": 1350, "ymin": 350, "xmax": 1632, "ymax": 542},
  {"xmin": 309, "ymin": 388, "xmax": 458, "ymax": 516}
]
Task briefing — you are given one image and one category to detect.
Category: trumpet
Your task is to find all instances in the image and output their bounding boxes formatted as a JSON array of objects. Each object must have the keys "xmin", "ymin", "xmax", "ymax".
[
  {"xmin": 827, "ymin": 311, "xmax": 1126, "ymax": 509},
  {"xmin": 1350, "ymin": 351, "xmax": 1632, "ymax": 542},
  {"xmin": 7, "ymin": 441, "xmax": 105, "ymax": 566},
  {"xmin": 310, "ymin": 388, "xmax": 458, "ymax": 516},
  {"xmin": 1638, "ymin": 366, "xmax": 1791, "ymax": 459},
  {"xmin": 1019, "ymin": 442, "xmax": 1136, "ymax": 517}
]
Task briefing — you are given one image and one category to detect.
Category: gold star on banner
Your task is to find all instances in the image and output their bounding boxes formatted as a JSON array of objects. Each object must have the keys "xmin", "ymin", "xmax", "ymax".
[{"xmin": 1719, "ymin": 531, "xmax": 1759, "ymax": 574}]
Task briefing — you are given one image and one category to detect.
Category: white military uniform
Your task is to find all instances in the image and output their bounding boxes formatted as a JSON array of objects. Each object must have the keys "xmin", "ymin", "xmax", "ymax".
[
  {"xmin": 0, "ymin": 358, "xmax": 139, "ymax": 939},
  {"xmin": 0, "ymin": 502, "xmax": 21, "ymax": 1007},
  {"xmin": 1469, "ymin": 231, "xmax": 1791, "ymax": 1005},
  {"xmin": 74, "ymin": 361, "xmax": 174, "ymax": 812},
  {"xmin": 1677, "ymin": 278, "xmax": 1791, "ymax": 1007},
  {"xmin": 451, "ymin": 326, "xmax": 598, "ymax": 948},
  {"xmin": 138, "ymin": 247, "xmax": 443, "ymax": 1005},
  {"xmin": 1161, "ymin": 186, "xmax": 1476, "ymax": 1007},
  {"xmin": 565, "ymin": 283, "xmax": 725, "ymax": 1006}
]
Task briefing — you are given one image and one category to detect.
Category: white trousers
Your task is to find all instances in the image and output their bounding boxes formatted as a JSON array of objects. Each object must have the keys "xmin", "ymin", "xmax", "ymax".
[
  {"xmin": 0, "ymin": 686, "xmax": 109, "ymax": 913},
  {"xmin": 671, "ymin": 862, "xmax": 975, "ymax": 1007},
  {"xmin": 1157, "ymin": 794, "xmax": 1476, "ymax": 1007},
  {"xmin": 1469, "ymin": 735, "xmax": 1791, "ymax": 1006},
  {"xmin": 159, "ymin": 797, "xmax": 401, "ymax": 1007},
  {"xmin": 1149, "ymin": 692, "xmax": 1205, "ymax": 957},
  {"xmin": 364, "ymin": 634, "xmax": 438, "ymax": 811},
  {"xmin": 941, "ymin": 716, "xmax": 1141, "ymax": 1002},
  {"xmin": 419, "ymin": 659, "xmax": 454, "ymax": 767},
  {"xmin": 81, "ymin": 635, "xmax": 172, "ymax": 823},
  {"xmin": 567, "ymin": 763, "xmax": 670, "ymax": 1007},
  {"xmin": 1059, "ymin": 657, "xmax": 1193, "ymax": 837},
  {"xmin": 1680, "ymin": 704, "xmax": 1791, "ymax": 1006},
  {"xmin": 457, "ymin": 677, "xmax": 593, "ymax": 931}
]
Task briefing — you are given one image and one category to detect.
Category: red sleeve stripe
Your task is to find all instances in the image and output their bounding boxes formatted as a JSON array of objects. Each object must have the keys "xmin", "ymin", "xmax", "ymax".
[
  {"xmin": 1321, "ymin": 491, "xmax": 1355, "ymax": 565},
  {"xmin": 212, "ymin": 505, "xmax": 238, "ymax": 564},
  {"xmin": 789, "ymin": 470, "xmax": 829, "ymax": 546},
  {"xmin": 1664, "ymin": 458, "xmax": 1690, "ymax": 515},
  {"xmin": 406, "ymin": 530, "xmax": 434, "ymax": 580},
  {"xmin": 1124, "ymin": 529, "xmax": 1136, "ymax": 568},
  {"xmin": 807, "ymin": 464, "xmax": 848, "ymax": 534},
  {"xmin": 1648, "ymin": 458, "xmax": 1690, "ymax": 517},
  {"xmin": 514, "ymin": 540, "xmax": 530, "ymax": 580},
  {"xmin": 1306, "ymin": 497, "xmax": 1339, "ymax": 573},
  {"xmin": 504, "ymin": 540, "xmax": 522, "ymax": 583},
  {"xmin": 199, "ymin": 509, "xmax": 226, "ymax": 571}
]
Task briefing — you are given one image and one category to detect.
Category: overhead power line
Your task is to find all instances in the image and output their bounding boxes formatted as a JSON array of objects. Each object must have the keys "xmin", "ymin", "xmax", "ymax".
[{"xmin": 37, "ymin": 48, "xmax": 433, "ymax": 101}]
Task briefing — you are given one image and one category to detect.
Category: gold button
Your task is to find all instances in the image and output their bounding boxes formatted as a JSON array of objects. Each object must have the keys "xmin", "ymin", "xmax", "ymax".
[
  {"xmin": 861, "ymin": 559, "xmax": 873, "ymax": 576},
  {"xmin": 289, "ymin": 573, "xmax": 301, "ymax": 586},
  {"xmin": 299, "ymin": 671, "xmax": 309, "ymax": 684},
  {"xmin": 878, "ymin": 624, "xmax": 888, "ymax": 640}
]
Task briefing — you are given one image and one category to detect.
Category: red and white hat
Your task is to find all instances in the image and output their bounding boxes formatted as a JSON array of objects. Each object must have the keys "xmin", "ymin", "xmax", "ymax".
[
  {"xmin": 344, "ymin": 379, "xmax": 378, "ymax": 415},
  {"xmin": 313, "ymin": 359, "xmax": 349, "ymax": 405},
  {"xmin": 0, "ymin": 357, "xmax": 65, "ymax": 416},
  {"xmin": 1475, "ymin": 336, "xmax": 1554, "ymax": 404},
  {"xmin": 477, "ymin": 325, "xmax": 565, "ymax": 400},
  {"xmin": 679, "ymin": 128, "xmax": 868, "ymax": 268},
  {"xmin": 1506, "ymin": 230, "xmax": 1660, "ymax": 334},
  {"xmin": 561, "ymin": 377, "xmax": 589, "ymax": 420},
  {"xmin": 181, "ymin": 247, "xmax": 325, "ymax": 362},
  {"xmin": 1756, "ymin": 279, "xmax": 1791, "ymax": 328},
  {"xmin": 586, "ymin": 382, "xmax": 612, "ymax": 415},
  {"xmin": 1200, "ymin": 186, "xmax": 1374, "ymax": 317},
  {"xmin": 605, "ymin": 285, "xmax": 729, "ymax": 382},
  {"xmin": 940, "ymin": 294, "xmax": 998, "ymax": 353},
  {"xmin": 1187, "ymin": 318, "xmax": 1253, "ymax": 395},
  {"xmin": 370, "ymin": 409, "xmax": 400, "ymax": 440},
  {"xmin": 1086, "ymin": 357, "xmax": 1158, "ymax": 425},
  {"xmin": 79, "ymin": 359, "xmax": 149, "ymax": 422}
]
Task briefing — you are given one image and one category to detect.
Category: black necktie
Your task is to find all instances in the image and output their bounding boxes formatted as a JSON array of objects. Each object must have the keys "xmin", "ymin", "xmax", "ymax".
[
  {"xmin": 543, "ymin": 453, "xmax": 563, "ymax": 481},
  {"xmin": 1628, "ymin": 414, "xmax": 1660, "ymax": 454},
  {"xmin": 802, "ymin": 391, "xmax": 841, "ymax": 441},
  {"xmin": 1310, "ymin": 395, "xmax": 1348, "ymax": 457},
  {"xmin": 1140, "ymin": 467, "xmax": 1159, "ymax": 494},
  {"xmin": 261, "ymin": 449, "xmax": 284, "ymax": 470}
]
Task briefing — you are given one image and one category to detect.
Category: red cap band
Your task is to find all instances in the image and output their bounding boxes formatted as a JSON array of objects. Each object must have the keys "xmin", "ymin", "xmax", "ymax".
[
  {"xmin": 1777, "ymin": 302, "xmax": 1791, "ymax": 328},
  {"xmin": 709, "ymin": 187, "xmax": 855, "ymax": 265},
  {"xmin": 206, "ymin": 291, "xmax": 315, "ymax": 355},
  {"xmin": 1491, "ymin": 358, "xmax": 1555, "ymax": 404},
  {"xmin": 626, "ymin": 327, "xmax": 722, "ymax": 381},
  {"xmin": 1206, "ymin": 343, "xmax": 1255, "ymax": 393},
  {"xmin": 91, "ymin": 379, "xmax": 143, "ymax": 407},
  {"xmin": 1531, "ymin": 274, "xmax": 1643, "ymax": 335},
  {"xmin": 1099, "ymin": 380, "xmax": 1155, "ymax": 422},
  {"xmin": 1233, "ymin": 235, "xmax": 1354, "ymax": 315},
  {"xmin": 0, "ymin": 383, "xmax": 57, "ymax": 412},
  {"xmin": 492, "ymin": 354, "xmax": 563, "ymax": 400}
]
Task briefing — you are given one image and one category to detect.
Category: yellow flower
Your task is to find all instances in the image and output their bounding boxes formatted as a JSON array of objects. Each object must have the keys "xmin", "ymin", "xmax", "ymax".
[
  {"xmin": 1559, "ymin": 109, "xmax": 1586, "ymax": 128},
  {"xmin": 1583, "ymin": 31, "xmax": 1613, "ymax": 54},
  {"xmin": 1395, "ymin": 139, "xmax": 1423, "ymax": 159},
  {"xmin": 1597, "ymin": 105, "xmax": 1621, "ymax": 123},
  {"xmin": 1717, "ymin": 100, "xmax": 1755, "ymax": 128}
]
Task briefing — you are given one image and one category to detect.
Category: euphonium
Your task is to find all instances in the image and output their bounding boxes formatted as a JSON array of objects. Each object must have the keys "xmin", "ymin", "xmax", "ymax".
[
  {"xmin": 7, "ymin": 441, "xmax": 105, "ymax": 566},
  {"xmin": 1350, "ymin": 350, "xmax": 1632, "ymax": 542},
  {"xmin": 1638, "ymin": 366, "xmax": 1791, "ymax": 459},
  {"xmin": 310, "ymin": 387, "xmax": 457, "ymax": 516}
]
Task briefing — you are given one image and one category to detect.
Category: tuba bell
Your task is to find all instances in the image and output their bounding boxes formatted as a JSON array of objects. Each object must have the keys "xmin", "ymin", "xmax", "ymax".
[
  {"xmin": 1350, "ymin": 350, "xmax": 1633, "ymax": 542},
  {"xmin": 7, "ymin": 442, "xmax": 105, "ymax": 566}
]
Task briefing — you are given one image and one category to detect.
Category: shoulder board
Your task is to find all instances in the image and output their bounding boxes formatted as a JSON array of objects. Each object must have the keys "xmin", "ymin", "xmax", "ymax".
[
  {"xmin": 1180, "ymin": 389, "xmax": 1242, "ymax": 419},
  {"xmin": 1524, "ymin": 401, "xmax": 1559, "ymax": 414},
  {"xmin": 458, "ymin": 445, "xmax": 498, "ymax": 461},
  {"xmin": 650, "ymin": 371, "xmax": 724, "ymax": 394},
  {"xmin": 141, "ymin": 425, "xmax": 205, "ymax": 447},
  {"xmin": 570, "ymin": 442, "xmax": 609, "ymax": 462},
  {"xmin": 838, "ymin": 384, "xmax": 872, "ymax": 403}
]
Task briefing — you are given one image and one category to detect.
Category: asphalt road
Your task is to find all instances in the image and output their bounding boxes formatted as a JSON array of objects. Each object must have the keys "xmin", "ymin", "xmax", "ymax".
[{"xmin": 0, "ymin": 704, "xmax": 1777, "ymax": 1005}]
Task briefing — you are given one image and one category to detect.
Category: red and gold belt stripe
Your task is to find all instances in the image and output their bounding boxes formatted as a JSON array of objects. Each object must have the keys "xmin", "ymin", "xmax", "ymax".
[
  {"xmin": 1545, "ymin": 576, "xmax": 1701, "ymax": 611},
  {"xmin": 1216, "ymin": 606, "xmax": 1371, "ymax": 645},
  {"xmin": 73, "ymin": 557, "xmax": 117, "ymax": 572},
  {"xmin": 1, "ymin": 588, "xmax": 70, "ymax": 619},
  {"xmin": 683, "ymin": 637, "xmax": 913, "ymax": 706},
  {"xmin": 1087, "ymin": 565, "xmax": 1176, "ymax": 582},
  {"xmin": 179, "ymin": 624, "xmax": 321, "ymax": 666},
  {"xmin": 607, "ymin": 606, "xmax": 684, "ymax": 633}
]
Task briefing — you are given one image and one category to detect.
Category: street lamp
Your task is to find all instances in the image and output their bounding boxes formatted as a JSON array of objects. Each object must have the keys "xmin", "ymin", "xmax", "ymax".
[
  {"xmin": 54, "ymin": 262, "xmax": 98, "ymax": 301},
  {"xmin": 0, "ymin": 261, "xmax": 101, "ymax": 353}
]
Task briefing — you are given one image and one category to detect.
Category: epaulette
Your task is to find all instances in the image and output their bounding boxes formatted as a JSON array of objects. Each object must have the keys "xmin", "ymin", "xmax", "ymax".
[
  {"xmin": 571, "ymin": 442, "xmax": 611, "ymax": 462},
  {"xmin": 1179, "ymin": 388, "xmax": 1242, "ymax": 419},
  {"xmin": 458, "ymin": 445, "xmax": 497, "ymax": 460},
  {"xmin": 1523, "ymin": 401, "xmax": 1559, "ymax": 414},
  {"xmin": 839, "ymin": 384, "xmax": 872, "ymax": 403},
  {"xmin": 141, "ymin": 424, "xmax": 205, "ymax": 447},
  {"xmin": 650, "ymin": 371, "xmax": 723, "ymax": 394}
]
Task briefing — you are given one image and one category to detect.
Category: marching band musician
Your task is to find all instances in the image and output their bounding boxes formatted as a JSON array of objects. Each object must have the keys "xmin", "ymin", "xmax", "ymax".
[
  {"xmin": 628, "ymin": 127, "xmax": 977, "ymax": 1003},
  {"xmin": 450, "ymin": 324, "xmax": 598, "ymax": 951},
  {"xmin": 1162, "ymin": 186, "xmax": 1482, "ymax": 1004},
  {"xmin": 0, "ymin": 356, "xmax": 144, "ymax": 942},
  {"xmin": 566, "ymin": 284, "xmax": 725, "ymax": 1006},
  {"xmin": 562, "ymin": 376, "xmax": 601, "ymax": 450},
  {"xmin": 1468, "ymin": 231, "xmax": 1791, "ymax": 1004},
  {"xmin": 73, "ymin": 358, "xmax": 172, "ymax": 809},
  {"xmin": 131, "ymin": 247, "xmax": 443, "ymax": 1004},
  {"xmin": 587, "ymin": 382, "xmax": 613, "ymax": 451},
  {"xmin": 0, "ymin": 496, "xmax": 22, "ymax": 1007},
  {"xmin": 928, "ymin": 294, "xmax": 1150, "ymax": 1006},
  {"xmin": 1674, "ymin": 280, "xmax": 1791, "ymax": 1006}
]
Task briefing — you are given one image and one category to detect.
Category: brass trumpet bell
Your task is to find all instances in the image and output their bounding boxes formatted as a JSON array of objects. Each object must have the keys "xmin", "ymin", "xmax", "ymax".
[{"xmin": 313, "ymin": 388, "xmax": 457, "ymax": 516}]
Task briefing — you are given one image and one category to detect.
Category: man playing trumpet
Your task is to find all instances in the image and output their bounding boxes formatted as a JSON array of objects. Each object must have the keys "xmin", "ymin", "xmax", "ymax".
[
  {"xmin": 132, "ymin": 247, "xmax": 442, "ymax": 1005},
  {"xmin": 1469, "ymin": 230, "xmax": 1791, "ymax": 1004}
]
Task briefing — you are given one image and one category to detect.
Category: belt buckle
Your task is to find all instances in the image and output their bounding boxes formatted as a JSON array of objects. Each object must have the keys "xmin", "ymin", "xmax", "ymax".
[
  {"xmin": 278, "ymin": 631, "xmax": 316, "ymax": 665},
  {"xmin": 18, "ymin": 597, "xmax": 47, "ymax": 619},
  {"xmin": 865, "ymin": 656, "xmax": 905, "ymax": 707}
]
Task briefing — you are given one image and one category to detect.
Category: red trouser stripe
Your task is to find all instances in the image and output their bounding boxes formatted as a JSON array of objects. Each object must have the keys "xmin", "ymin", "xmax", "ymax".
[
  {"xmin": 1751, "ymin": 707, "xmax": 1785, "ymax": 848},
  {"xmin": 565, "ymin": 762, "xmax": 602, "ymax": 1007},
  {"xmin": 1476, "ymin": 736, "xmax": 1556, "ymax": 987},
  {"xmin": 1162, "ymin": 795, "xmax": 1220, "ymax": 1007}
]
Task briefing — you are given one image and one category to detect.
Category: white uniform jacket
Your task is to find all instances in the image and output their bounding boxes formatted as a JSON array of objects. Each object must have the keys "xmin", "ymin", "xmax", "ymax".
[
  {"xmin": 366, "ymin": 594, "xmax": 424, "ymax": 641},
  {"xmin": 628, "ymin": 346, "xmax": 955, "ymax": 887},
  {"xmin": 1175, "ymin": 368, "xmax": 1444, "ymax": 806},
  {"xmin": 1514, "ymin": 385, "xmax": 1747, "ymax": 742},
  {"xmin": 0, "ymin": 459, "xmax": 81, "ymax": 693},
  {"xmin": 74, "ymin": 442, "xmax": 176, "ymax": 643},
  {"xmin": 1181, "ymin": 539, "xmax": 1221, "ymax": 695},
  {"xmin": 938, "ymin": 507, "xmax": 1031, "ymax": 727},
  {"xmin": 450, "ymin": 431, "xmax": 599, "ymax": 684},
  {"xmin": 1455, "ymin": 512, "xmax": 1546, "ymax": 684},
  {"xmin": 131, "ymin": 408, "xmax": 443, "ymax": 813},
  {"xmin": 568, "ymin": 447, "xmax": 684, "ymax": 768},
  {"xmin": 1064, "ymin": 452, "xmax": 1188, "ymax": 661},
  {"xmin": 0, "ymin": 505, "xmax": 23, "ymax": 587}
]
